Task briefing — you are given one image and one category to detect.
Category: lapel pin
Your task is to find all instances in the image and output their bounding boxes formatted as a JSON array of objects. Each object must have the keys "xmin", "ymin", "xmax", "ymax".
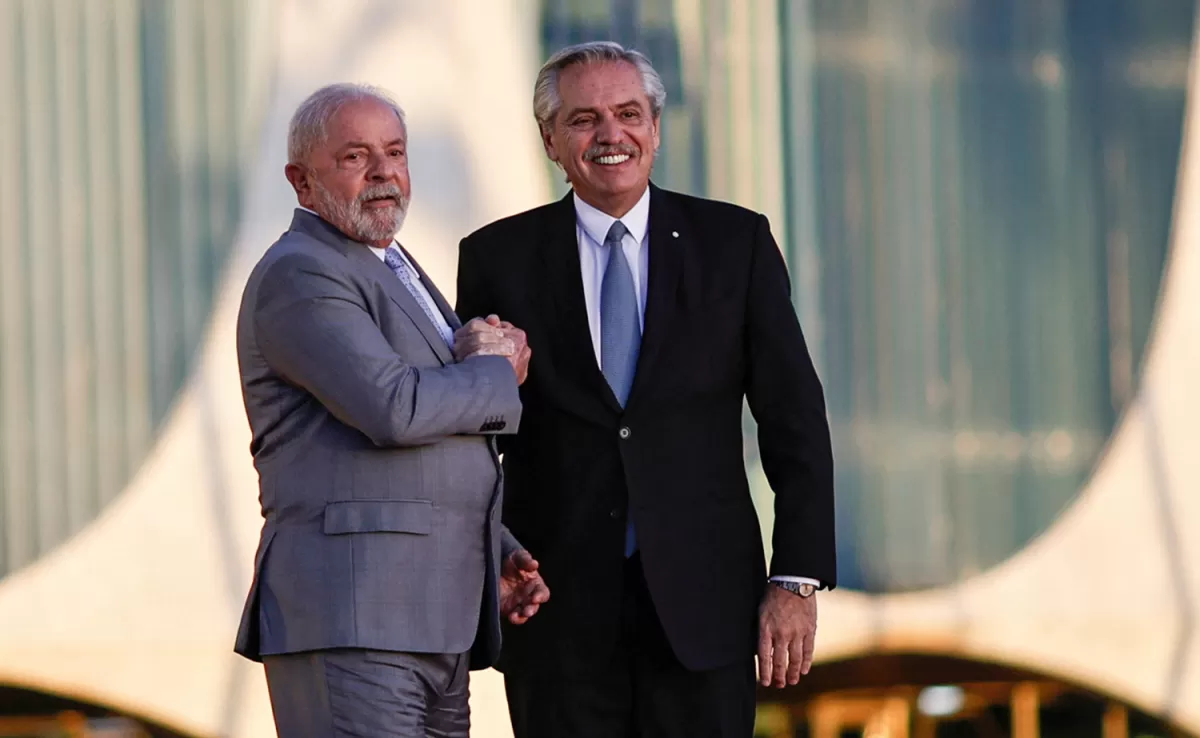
[{"xmin": 671, "ymin": 231, "xmax": 679, "ymax": 238}]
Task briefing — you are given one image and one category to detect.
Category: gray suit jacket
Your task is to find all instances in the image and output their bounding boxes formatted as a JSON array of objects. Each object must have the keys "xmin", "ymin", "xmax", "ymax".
[{"xmin": 234, "ymin": 209, "xmax": 522, "ymax": 669}]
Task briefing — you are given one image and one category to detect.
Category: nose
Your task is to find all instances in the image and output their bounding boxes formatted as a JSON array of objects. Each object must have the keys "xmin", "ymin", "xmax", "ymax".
[
  {"xmin": 596, "ymin": 114, "xmax": 624, "ymax": 144},
  {"xmin": 367, "ymin": 151, "xmax": 399, "ymax": 182}
]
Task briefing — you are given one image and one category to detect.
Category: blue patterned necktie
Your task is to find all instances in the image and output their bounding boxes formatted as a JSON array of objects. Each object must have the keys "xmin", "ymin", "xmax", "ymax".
[
  {"xmin": 599, "ymin": 220, "xmax": 641, "ymax": 556},
  {"xmin": 384, "ymin": 247, "xmax": 453, "ymax": 347}
]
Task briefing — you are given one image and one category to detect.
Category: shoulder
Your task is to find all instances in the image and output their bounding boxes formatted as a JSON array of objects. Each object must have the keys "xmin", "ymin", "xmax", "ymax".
[
  {"xmin": 259, "ymin": 230, "xmax": 348, "ymax": 276},
  {"xmin": 656, "ymin": 187, "xmax": 765, "ymax": 235},
  {"xmin": 461, "ymin": 200, "xmax": 564, "ymax": 255},
  {"xmin": 247, "ymin": 230, "xmax": 356, "ymax": 305},
  {"xmin": 655, "ymin": 188, "xmax": 771, "ymax": 266}
]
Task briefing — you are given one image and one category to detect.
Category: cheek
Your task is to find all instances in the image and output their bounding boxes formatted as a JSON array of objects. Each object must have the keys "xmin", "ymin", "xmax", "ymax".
[
  {"xmin": 562, "ymin": 134, "xmax": 591, "ymax": 163},
  {"xmin": 643, "ymin": 127, "xmax": 660, "ymax": 154},
  {"xmin": 336, "ymin": 177, "xmax": 367, "ymax": 201}
]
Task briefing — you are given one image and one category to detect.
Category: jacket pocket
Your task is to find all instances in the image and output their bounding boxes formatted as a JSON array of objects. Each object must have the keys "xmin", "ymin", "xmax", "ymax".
[{"xmin": 322, "ymin": 500, "xmax": 433, "ymax": 535}]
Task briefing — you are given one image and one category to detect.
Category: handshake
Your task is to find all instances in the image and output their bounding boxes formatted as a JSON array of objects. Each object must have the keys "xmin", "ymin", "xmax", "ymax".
[{"xmin": 453, "ymin": 314, "xmax": 532, "ymax": 385}]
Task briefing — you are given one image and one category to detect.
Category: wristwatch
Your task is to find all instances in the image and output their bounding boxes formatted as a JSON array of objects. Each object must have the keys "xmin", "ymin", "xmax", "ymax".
[{"xmin": 772, "ymin": 580, "xmax": 817, "ymax": 598}]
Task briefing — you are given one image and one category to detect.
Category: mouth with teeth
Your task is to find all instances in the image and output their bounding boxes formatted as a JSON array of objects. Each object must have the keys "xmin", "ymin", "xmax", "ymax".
[
  {"xmin": 593, "ymin": 154, "xmax": 631, "ymax": 165},
  {"xmin": 585, "ymin": 146, "xmax": 638, "ymax": 168}
]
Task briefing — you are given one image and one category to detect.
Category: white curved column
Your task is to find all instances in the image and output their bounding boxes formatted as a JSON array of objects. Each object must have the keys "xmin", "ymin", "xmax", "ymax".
[{"xmin": 0, "ymin": 2, "xmax": 548, "ymax": 736}]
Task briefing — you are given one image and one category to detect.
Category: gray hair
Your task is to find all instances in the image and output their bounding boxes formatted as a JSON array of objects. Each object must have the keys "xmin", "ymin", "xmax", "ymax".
[
  {"xmin": 533, "ymin": 41, "xmax": 667, "ymax": 133},
  {"xmin": 287, "ymin": 83, "xmax": 406, "ymax": 164}
]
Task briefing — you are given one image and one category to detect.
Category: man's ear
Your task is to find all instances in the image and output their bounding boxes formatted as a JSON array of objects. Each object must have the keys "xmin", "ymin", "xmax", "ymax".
[
  {"xmin": 285, "ymin": 163, "xmax": 314, "ymax": 208},
  {"xmin": 541, "ymin": 125, "xmax": 559, "ymax": 165}
]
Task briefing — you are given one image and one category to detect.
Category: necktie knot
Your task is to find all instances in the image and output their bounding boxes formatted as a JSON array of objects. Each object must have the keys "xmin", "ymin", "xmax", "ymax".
[
  {"xmin": 383, "ymin": 247, "xmax": 406, "ymax": 272},
  {"xmin": 605, "ymin": 220, "xmax": 629, "ymax": 246}
]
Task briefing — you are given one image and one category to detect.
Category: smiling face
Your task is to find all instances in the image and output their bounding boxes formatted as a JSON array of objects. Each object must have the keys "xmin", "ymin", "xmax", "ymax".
[
  {"xmin": 542, "ymin": 60, "xmax": 660, "ymax": 218},
  {"xmin": 285, "ymin": 96, "xmax": 411, "ymax": 247}
]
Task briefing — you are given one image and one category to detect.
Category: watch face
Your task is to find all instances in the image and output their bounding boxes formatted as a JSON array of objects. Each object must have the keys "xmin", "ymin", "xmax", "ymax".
[{"xmin": 775, "ymin": 581, "xmax": 816, "ymax": 597}]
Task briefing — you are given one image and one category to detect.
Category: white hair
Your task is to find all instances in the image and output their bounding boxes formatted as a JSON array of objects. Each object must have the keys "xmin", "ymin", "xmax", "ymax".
[
  {"xmin": 287, "ymin": 83, "xmax": 406, "ymax": 164},
  {"xmin": 533, "ymin": 41, "xmax": 667, "ymax": 133}
]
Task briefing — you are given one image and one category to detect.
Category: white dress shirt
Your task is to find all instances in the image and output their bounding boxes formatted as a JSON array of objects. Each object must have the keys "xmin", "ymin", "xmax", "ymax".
[
  {"xmin": 575, "ymin": 188, "xmax": 651, "ymax": 359},
  {"xmin": 571, "ymin": 190, "xmax": 820, "ymax": 591}
]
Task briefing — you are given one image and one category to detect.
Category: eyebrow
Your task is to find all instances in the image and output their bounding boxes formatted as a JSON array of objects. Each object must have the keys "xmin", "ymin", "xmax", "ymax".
[
  {"xmin": 565, "ymin": 100, "xmax": 644, "ymax": 117},
  {"xmin": 338, "ymin": 138, "xmax": 406, "ymax": 151}
]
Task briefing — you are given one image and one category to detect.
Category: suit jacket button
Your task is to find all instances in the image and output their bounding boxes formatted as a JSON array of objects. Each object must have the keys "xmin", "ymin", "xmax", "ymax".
[
  {"xmin": 610, "ymin": 509, "xmax": 621, "ymax": 519},
  {"xmin": 619, "ymin": 427, "xmax": 631, "ymax": 439}
]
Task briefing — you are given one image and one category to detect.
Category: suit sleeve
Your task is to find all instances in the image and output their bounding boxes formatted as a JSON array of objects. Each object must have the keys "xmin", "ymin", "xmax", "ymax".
[
  {"xmin": 744, "ymin": 214, "xmax": 837, "ymax": 587},
  {"xmin": 500, "ymin": 525, "xmax": 522, "ymax": 561},
  {"xmin": 253, "ymin": 252, "xmax": 521, "ymax": 447},
  {"xmin": 456, "ymin": 236, "xmax": 517, "ymax": 455}
]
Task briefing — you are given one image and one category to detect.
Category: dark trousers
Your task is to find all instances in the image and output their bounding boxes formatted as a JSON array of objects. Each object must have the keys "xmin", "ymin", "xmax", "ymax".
[
  {"xmin": 263, "ymin": 648, "xmax": 470, "ymax": 738},
  {"xmin": 504, "ymin": 554, "xmax": 757, "ymax": 738}
]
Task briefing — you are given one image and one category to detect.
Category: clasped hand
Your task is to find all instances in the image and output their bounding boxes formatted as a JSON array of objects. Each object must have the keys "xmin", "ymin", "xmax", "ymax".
[{"xmin": 453, "ymin": 315, "xmax": 532, "ymax": 384}]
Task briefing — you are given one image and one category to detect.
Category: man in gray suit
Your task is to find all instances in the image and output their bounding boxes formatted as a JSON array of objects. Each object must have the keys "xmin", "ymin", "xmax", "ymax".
[{"xmin": 234, "ymin": 83, "xmax": 549, "ymax": 737}]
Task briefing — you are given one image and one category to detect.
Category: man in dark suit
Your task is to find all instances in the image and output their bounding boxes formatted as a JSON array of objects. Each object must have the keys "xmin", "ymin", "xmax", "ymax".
[
  {"xmin": 455, "ymin": 42, "xmax": 836, "ymax": 738},
  {"xmin": 235, "ymin": 83, "xmax": 548, "ymax": 737}
]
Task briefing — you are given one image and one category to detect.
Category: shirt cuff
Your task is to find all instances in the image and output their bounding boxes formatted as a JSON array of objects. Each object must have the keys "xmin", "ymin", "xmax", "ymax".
[{"xmin": 769, "ymin": 575, "xmax": 822, "ymax": 588}]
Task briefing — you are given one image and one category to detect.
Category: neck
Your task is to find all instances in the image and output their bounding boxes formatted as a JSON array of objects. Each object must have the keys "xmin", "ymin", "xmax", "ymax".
[{"xmin": 577, "ymin": 186, "xmax": 648, "ymax": 219}]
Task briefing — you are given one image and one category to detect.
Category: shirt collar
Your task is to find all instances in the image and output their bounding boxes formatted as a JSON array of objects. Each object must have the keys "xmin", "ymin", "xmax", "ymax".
[
  {"xmin": 573, "ymin": 186, "xmax": 651, "ymax": 245},
  {"xmin": 299, "ymin": 206, "xmax": 394, "ymax": 263}
]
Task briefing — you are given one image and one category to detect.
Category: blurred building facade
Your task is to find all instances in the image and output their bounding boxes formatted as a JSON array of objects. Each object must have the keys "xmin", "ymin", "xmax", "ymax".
[{"xmin": 0, "ymin": 1, "xmax": 1197, "ymax": 737}]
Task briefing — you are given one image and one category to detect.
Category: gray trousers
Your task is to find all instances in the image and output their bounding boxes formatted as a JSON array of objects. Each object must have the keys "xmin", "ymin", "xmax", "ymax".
[{"xmin": 263, "ymin": 649, "xmax": 469, "ymax": 738}]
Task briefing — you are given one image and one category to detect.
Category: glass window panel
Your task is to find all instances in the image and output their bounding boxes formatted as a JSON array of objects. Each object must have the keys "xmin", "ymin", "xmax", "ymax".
[{"xmin": 783, "ymin": 0, "xmax": 1191, "ymax": 592}]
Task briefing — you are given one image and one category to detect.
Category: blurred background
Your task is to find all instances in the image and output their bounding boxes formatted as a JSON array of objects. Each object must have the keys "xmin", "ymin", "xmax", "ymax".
[{"xmin": 0, "ymin": 0, "xmax": 1198, "ymax": 736}]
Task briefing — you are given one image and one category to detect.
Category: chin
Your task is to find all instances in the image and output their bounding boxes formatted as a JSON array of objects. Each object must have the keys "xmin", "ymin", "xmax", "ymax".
[{"xmin": 599, "ymin": 178, "xmax": 644, "ymax": 198}]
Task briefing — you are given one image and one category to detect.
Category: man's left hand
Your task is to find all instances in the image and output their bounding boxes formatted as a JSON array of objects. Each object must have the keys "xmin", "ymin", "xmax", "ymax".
[
  {"xmin": 757, "ymin": 584, "xmax": 817, "ymax": 687},
  {"xmin": 500, "ymin": 549, "xmax": 550, "ymax": 625}
]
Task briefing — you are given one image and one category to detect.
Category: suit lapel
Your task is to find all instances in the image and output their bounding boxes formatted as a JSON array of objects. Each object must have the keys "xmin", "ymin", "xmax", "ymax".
[
  {"xmin": 289, "ymin": 210, "xmax": 455, "ymax": 365},
  {"xmin": 626, "ymin": 185, "xmax": 688, "ymax": 412},
  {"xmin": 537, "ymin": 193, "xmax": 624, "ymax": 414},
  {"xmin": 398, "ymin": 244, "xmax": 463, "ymax": 333}
]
